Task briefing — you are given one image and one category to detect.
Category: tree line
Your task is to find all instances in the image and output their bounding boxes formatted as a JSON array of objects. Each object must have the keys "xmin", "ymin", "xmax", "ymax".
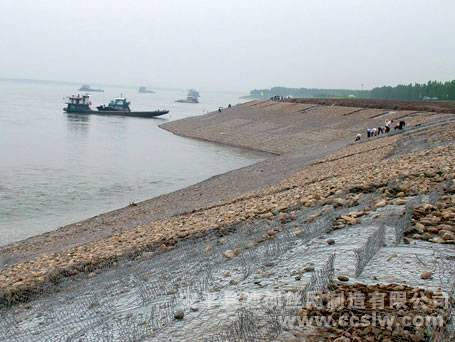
[
  {"xmin": 247, "ymin": 81, "xmax": 455, "ymax": 101},
  {"xmin": 370, "ymin": 81, "xmax": 455, "ymax": 101}
]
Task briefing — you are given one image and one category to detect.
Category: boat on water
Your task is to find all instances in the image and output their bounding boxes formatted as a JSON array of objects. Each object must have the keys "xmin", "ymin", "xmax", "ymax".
[
  {"xmin": 138, "ymin": 86, "xmax": 155, "ymax": 94},
  {"xmin": 175, "ymin": 89, "xmax": 200, "ymax": 103},
  {"xmin": 63, "ymin": 94, "xmax": 169, "ymax": 118},
  {"xmin": 78, "ymin": 84, "xmax": 104, "ymax": 92}
]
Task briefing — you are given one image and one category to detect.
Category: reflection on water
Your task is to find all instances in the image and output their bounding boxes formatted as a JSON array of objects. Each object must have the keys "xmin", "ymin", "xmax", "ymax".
[
  {"xmin": 0, "ymin": 80, "xmax": 261, "ymax": 246},
  {"xmin": 66, "ymin": 113, "xmax": 90, "ymax": 123},
  {"xmin": 65, "ymin": 114, "xmax": 90, "ymax": 135}
]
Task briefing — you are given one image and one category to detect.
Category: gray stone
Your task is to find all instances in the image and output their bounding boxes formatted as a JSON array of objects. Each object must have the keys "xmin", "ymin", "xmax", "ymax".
[
  {"xmin": 174, "ymin": 310, "xmax": 184, "ymax": 320},
  {"xmin": 337, "ymin": 275, "xmax": 349, "ymax": 282}
]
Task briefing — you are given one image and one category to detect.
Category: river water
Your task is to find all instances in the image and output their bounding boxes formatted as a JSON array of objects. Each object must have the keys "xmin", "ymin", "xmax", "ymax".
[{"xmin": 0, "ymin": 80, "xmax": 263, "ymax": 246}]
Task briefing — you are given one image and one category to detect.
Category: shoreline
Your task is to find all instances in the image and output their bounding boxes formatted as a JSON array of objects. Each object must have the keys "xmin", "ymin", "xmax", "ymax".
[
  {"xmin": 0, "ymin": 99, "xmax": 350, "ymax": 263},
  {"xmin": 0, "ymin": 139, "xmax": 271, "ymax": 249},
  {"xmin": 1, "ymin": 100, "xmax": 451, "ymax": 267},
  {"xmin": 0, "ymin": 152, "xmax": 274, "ymax": 263}
]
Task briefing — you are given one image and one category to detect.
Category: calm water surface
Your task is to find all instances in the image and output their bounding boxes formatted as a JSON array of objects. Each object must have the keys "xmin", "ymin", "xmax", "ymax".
[{"xmin": 0, "ymin": 80, "xmax": 263, "ymax": 245}]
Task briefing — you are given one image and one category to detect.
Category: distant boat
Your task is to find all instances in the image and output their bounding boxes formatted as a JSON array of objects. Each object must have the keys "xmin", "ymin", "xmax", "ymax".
[
  {"xmin": 63, "ymin": 94, "xmax": 169, "ymax": 118},
  {"xmin": 138, "ymin": 86, "xmax": 155, "ymax": 94},
  {"xmin": 188, "ymin": 89, "xmax": 200, "ymax": 98},
  {"xmin": 175, "ymin": 89, "xmax": 200, "ymax": 103},
  {"xmin": 78, "ymin": 84, "xmax": 104, "ymax": 92}
]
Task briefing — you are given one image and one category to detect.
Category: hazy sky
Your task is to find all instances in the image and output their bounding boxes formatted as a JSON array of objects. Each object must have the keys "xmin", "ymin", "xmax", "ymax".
[{"xmin": 1, "ymin": 0, "xmax": 454, "ymax": 92}]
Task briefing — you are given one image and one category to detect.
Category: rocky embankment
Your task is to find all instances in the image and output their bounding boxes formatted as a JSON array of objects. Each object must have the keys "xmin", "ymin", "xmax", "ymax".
[
  {"xmin": 0, "ymin": 101, "xmax": 454, "ymax": 341},
  {"xmin": 160, "ymin": 100, "xmax": 445, "ymax": 154}
]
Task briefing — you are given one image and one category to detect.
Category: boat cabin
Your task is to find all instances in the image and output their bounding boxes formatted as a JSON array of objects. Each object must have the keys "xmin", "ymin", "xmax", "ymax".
[
  {"xmin": 110, "ymin": 98, "xmax": 130, "ymax": 110},
  {"xmin": 96, "ymin": 97, "xmax": 131, "ymax": 112},
  {"xmin": 64, "ymin": 94, "xmax": 91, "ymax": 113}
]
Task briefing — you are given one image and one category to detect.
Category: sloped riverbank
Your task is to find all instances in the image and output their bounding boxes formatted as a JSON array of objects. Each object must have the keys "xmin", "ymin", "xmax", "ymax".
[{"xmin": 1, "ymin": 101, "xmax": 454, "ymax": 341}]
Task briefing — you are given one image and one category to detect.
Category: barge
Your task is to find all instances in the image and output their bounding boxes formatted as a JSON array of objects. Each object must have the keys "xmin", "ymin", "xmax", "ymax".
[{"xmin": 63, "ymin": 94, "xmax": 169, "ymax": 118}]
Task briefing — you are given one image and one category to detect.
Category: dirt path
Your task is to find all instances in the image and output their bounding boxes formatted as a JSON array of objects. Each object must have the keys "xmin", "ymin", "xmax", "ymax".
[{"xmin": 285, "ymin": 97, "xmax": 455, "ymax": 113}]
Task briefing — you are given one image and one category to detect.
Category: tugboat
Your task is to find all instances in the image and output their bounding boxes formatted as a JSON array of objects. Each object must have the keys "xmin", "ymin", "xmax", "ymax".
[
  {"xmin": 138, "ymin": 86, "xmax": 155, "ymax": 94},
  {"xmin": 78, "ymin": 84, "xmax": 104, "ymax": 92},
  {"xmin": 63, "ymin": 95, "xmax": 169, "ymax": 118},
  {"xmin": 63, "ymin": 94, "xmax": 92, "ymax": 113},
  {"xmin": 175, "ymin": 89, "xmax": 200, "ymax": 103}
]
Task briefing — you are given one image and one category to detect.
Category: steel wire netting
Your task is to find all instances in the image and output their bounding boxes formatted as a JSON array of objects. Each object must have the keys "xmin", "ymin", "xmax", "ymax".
[
  {"xmin": 1, "ymin": 196, "xmax": 452, "ymax": 341},
  {"xmin": 0, "ymin": 206, "xmax": 336, "ymax": 342},
  {"xmin": 204, "ymin": 254, "xmax": 336, "ymax": 342},
  {"xmin": 354, "ymin": 224, "xmax": 385, "ymax": 277}
]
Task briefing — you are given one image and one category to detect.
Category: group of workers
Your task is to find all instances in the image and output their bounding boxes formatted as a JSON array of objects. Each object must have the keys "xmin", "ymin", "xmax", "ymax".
[{"xmin": 355, "ymin": 119, "xmax": 406, "ymax": 141}]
